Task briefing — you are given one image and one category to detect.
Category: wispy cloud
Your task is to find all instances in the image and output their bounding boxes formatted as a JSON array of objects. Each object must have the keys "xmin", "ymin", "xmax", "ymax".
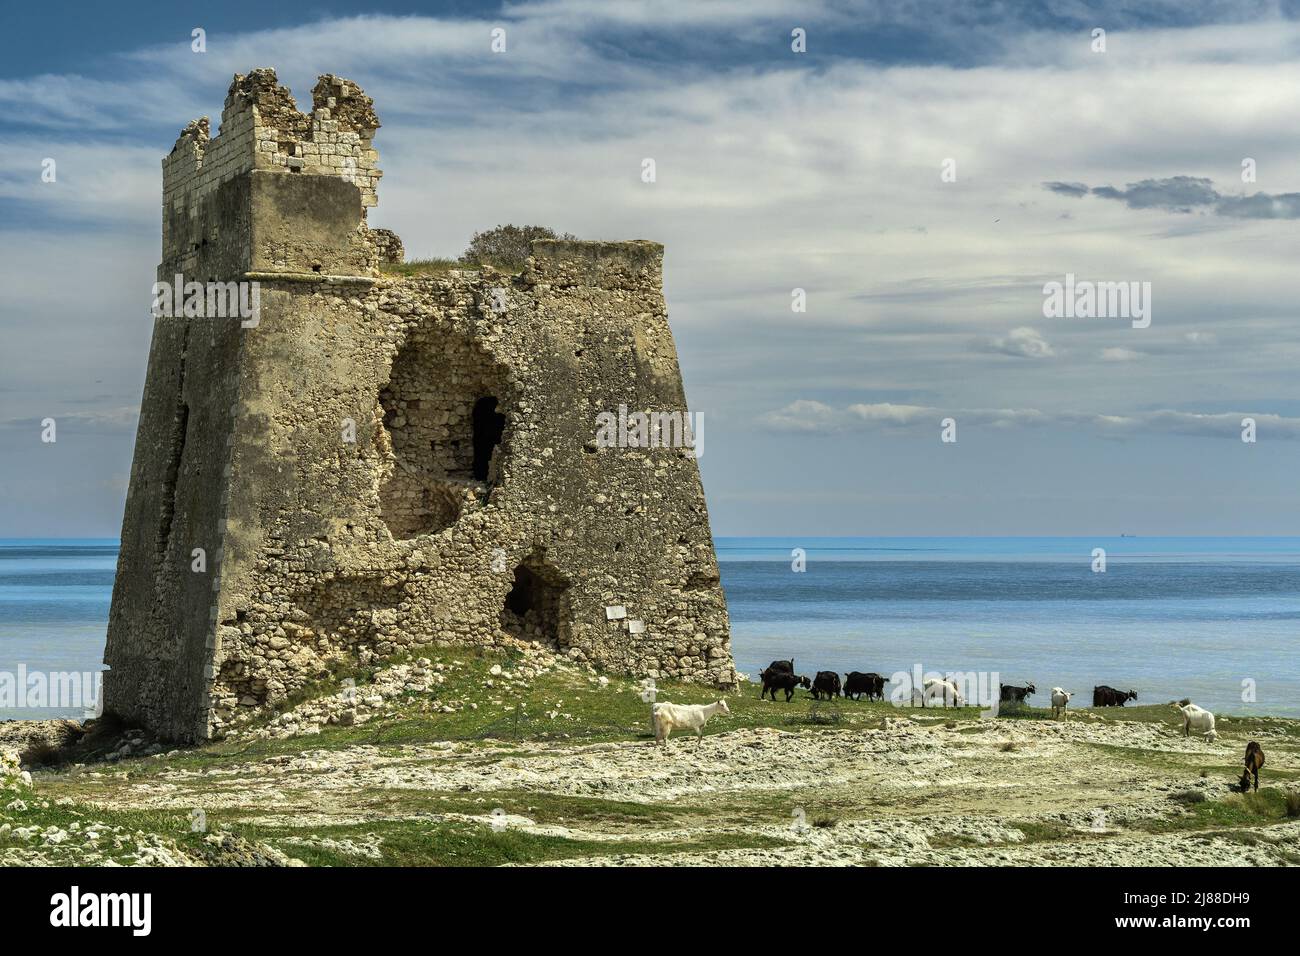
[
  {"xmin": 760, "ymin": 400, "xmax": 1295, "ymax": 440},
  {"xmin": 981, "ymin": 326, "xmax": 1055, "ymax": 359},
  {"xmin": 0, "ymin": 406, "xmax": 139, "ymax": 434},
  {"xmin": 1045, "ymin": 175, "xmax": 1300, "ymax": 219}
]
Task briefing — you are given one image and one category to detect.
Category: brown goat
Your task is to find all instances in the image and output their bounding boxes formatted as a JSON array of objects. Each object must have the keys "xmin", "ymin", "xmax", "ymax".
[{"xmin": 1239, "ymin": 741, "xmax": 1265, "ymax": 793}]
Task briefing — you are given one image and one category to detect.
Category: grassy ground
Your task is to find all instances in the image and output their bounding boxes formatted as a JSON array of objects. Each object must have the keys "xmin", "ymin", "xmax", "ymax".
[
  {"xmin": 7, "ymin": 647, "xmax": 1299, "ymax": 867},
  {"xmin": 106, "ymin": 646, "xmax": 933, "ymax": 774}
]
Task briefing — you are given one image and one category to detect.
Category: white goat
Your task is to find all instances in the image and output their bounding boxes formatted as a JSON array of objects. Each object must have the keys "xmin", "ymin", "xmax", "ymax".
[
  {"xmin": 919, "ymin": 678, "xmax": 965, "ymax": 708},
  {"xmin": 1173, "ymin": 702, "xmax": 1217, "ymax": 741},
  {"xmin": 652, "ymin": 699, "xmax": 730, "ymax": 746},
  {"xmin": 1050, "ymin": 687, "xmax": 1072, "ymax": 718}
]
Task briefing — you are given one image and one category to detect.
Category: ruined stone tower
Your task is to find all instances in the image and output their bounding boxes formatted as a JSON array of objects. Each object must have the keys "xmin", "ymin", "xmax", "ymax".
[{"xmin": 104, "ymin": 69, "xmax": 734, "ymax": 742}]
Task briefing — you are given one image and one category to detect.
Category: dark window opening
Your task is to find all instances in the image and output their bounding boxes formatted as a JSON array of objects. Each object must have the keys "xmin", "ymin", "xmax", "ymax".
[
  {"xmin": 501, "ymin": 558, "xmax": 570, "ymax": 649},
  {"xmin": 377, "ymin": 334, "xmax": 511, "ymax": 539},
  {"xmin": 504, "ymin": 564, "xmax": 537, "ymax": 617},
  {"xmin": 472, "ymin": 396, "xmax": 506, "ymax": 482}
]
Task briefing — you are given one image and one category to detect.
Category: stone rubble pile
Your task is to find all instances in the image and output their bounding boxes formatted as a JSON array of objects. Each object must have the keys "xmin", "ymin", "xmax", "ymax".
[{"xmin": 227, "ymin": 642, "xmax": 576, "ymax": 741}]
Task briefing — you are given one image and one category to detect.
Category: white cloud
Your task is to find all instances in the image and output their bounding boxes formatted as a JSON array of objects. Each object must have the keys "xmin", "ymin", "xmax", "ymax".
[
  {"xmin": 0, "ymin": 406, "xmax": 139, "ymax": 432},
  {"xmin": 985, "ymin": 326, "xmax": 1055, "ymax": 358},
  {"xmin": 758, "ymin": 399, "xmax": 843, "ymax": 431},
  {"xmin": 761, "ymin": 400, "xmax": 1297, "ymax": 440}
]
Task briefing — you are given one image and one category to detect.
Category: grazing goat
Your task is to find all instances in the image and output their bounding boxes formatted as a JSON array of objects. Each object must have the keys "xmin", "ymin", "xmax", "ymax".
[
  {"xmin": 760, "ymin": 668, "xmax": 810, "ymax": 702},
  {"xmin": 1172, "ymin": 702, "xmax": 1217, "ymax": 742},
  {"xmin": 767, "ymin": 659, "xmax": 795, "ymax": 674},
  {"xmin": 1239, "ymin": 741, "xmax": 1265, "ymax": 792},
  {"xmin": 919, "ymin": 677, "xmax": 965, "ymax": 708},
  {"xmin": 811, "ymin": 671, "xmax": 842, "ymax": 700},
  {"xmin": 652, "ymin": 699, "xmax": 730, "ymax": 746},
  {"xmin": 1093, "ymin": 685, "xmax": 1138, "ymax": 707},
  {"xmin": 1050, "ymin": 687, "xmax": 1072, "ymax": 718},
  {"xmin": 1000, "ymin": 683, "xmax": 1036, "ymax": 704},
  {"xmin": 843, "ymin": 671, "xmax": 887, "ymax": 701}
]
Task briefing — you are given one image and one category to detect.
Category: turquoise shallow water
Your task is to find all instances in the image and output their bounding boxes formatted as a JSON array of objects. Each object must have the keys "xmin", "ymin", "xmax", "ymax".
[{"xmin": 2, "ymin": 537, "xmax": 1297, "ymax": 717}]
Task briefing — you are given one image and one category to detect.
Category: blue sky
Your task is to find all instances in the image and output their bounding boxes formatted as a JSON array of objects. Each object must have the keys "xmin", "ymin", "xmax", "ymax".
[{"xmin": 3, "ymin": 0, "xmax": 1300, "ymax": 536}]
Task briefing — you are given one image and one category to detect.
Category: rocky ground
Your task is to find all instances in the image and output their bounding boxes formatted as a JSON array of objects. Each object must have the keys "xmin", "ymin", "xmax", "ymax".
[{"xmin": 3, "ymin": 645, "xmax": 1298, "ymax": 866}]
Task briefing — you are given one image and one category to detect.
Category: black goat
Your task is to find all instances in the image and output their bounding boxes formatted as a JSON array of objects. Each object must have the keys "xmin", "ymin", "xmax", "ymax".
[
  {"xmin": 1092, "ymin": 685, "xmax": 1138, "ymax": 707},
  {"xmin": 760, "ymin": 668, "xmax": 810, "ymax": 702},
  {"xmin": 843, "ymin": 671, "xmax": 887, "ymax": 701},
  {"xmin": 811, "ymin": 671, "xmax": 842, "ymax": 700},
  {"xmin": 999, "ymin": 683, "xmax": 1036, "ymax": 704}
]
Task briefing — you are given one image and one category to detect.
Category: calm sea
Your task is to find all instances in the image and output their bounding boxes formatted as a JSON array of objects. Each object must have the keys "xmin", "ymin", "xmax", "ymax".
[
  {"xmin": 718, "ymin": 537, "xmax": 1300, "ymax": 716},
  {"xmin": 2, "ymin": 537, "xmax": 1298, "ymax": 718}
]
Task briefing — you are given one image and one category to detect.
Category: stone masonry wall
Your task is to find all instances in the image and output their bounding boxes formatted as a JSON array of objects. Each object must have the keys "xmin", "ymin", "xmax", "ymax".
[{"xmin": 105, "ymin": 70, "xmax": 733, "ymax": 743}]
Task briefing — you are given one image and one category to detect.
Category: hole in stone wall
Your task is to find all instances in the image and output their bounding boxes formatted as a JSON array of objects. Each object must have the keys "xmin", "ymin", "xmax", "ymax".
[
  {"xmin": 501, "ymin": 557, "xmax": 571, "ymax": 649},
  {"xmin": 472, "ymin": 396, "xmax": 505, "ymax": 481},
  {"xmin": 503, "ymin": 568, "xmax": 535, "ymax": 617},
  {"xmin": 378, "ymin": 331, "xmax": 511, "ymax": 539}
]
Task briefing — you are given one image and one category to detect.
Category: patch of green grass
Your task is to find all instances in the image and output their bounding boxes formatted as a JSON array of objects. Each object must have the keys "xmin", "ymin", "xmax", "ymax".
[
  {"xmin": 232, "ymin": 817, "xmax": 785, "ymax": 867},
  {"xmin": 1012, "ymin": 819, "xmax": 1082, "ymax": 843},
  {"xmin": 1078, "ymin": 704, "xmax": 1183, "ymax": 726},
  {"xmin": 369, "ymin": 789, "xmax": 676, "ymax": 829},
  {"xmin": 1083, "ymin": 740, "xmax": 1300, "ymax": 784},
  {"xmin": 1213, "ymin": 829, "xmax": 1269, "ymax": 847},
  {"xmin": 1, "ymin": 786, "xmax": 187, "ymax": 834},
  {"xmin": 0, "ymin": 785, "xmax": 212, "ymax": 865},
  {"xmin": 1136, "ymin": 787, "xmax": 1292, "ymax": 835},
  {"xmin": 379, "ymin": 257, "xmax": 466, "ymax": 277},
  {"xmin": 379, "ymin": 257, "xmax": 521, "ymax": 278},
  {"xmin": 994, "ymin": 704, "xmax": 1054, "ymax": 721},
  {"xmin": 925, "ymin": 832, "xmax": 983, "ymax": 849},
  {"xmin": 1084, "ymin": 741, "xmax": 1222, "ymax": 774}
]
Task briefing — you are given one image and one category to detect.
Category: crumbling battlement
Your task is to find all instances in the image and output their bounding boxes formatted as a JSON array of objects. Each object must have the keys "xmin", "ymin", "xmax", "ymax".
[
  {"xmin": 162, "ymin": 69, "xmax": 381, "ymax": 212},
  {"xmin": 161, "ymin": 69, "xmax": 383, "ymax": 279},
  {"xmin": 106, "ymin": 71, "xmax": 733, "ymax": 743}
]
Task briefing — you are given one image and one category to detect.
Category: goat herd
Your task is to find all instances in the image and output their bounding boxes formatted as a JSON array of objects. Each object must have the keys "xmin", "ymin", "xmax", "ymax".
[
  {"xmin": 758, "ymin": 658, "xmax": 1150, "ymax": 714},
  {"xmin": 758, "ymin": 660, "xmax": 1223, "ymax": 731},
  {"xmin": 649, "ymin": 658, "xmax": 1268, "ymax": 794}
]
